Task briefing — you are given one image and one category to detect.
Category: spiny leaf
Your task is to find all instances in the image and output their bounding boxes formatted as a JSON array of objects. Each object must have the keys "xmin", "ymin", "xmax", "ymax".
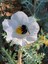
[
  {"xmin": 35, "ymin": 0, "xmax": 48, "ymax": 19},
  {"xmin": 1, "ymin": 47, "xmax": 16, "ymax": 64}
]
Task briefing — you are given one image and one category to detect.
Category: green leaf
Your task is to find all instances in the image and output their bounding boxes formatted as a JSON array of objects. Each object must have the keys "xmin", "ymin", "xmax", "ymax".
[
  {"xmin": 1, "ymin": 47, "xmax": 16, "ymax": 64},
  {"xmin": 35, "ymin": 1, "xmax": 48, "ymax": 19},
  {"xmin": 22, "ymin": 46, "xmax": 44, "ymax": 64}
]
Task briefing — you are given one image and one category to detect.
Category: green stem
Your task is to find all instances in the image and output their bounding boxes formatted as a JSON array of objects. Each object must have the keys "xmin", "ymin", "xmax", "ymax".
[{"xmin": 1, "ymin": 47, "xmax": 16, "ymax": 64}]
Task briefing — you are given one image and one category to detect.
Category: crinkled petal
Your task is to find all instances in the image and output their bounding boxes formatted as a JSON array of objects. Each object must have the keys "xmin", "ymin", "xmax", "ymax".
[
  {"xmin": 24, "ymin": 35, "xmax": 37, "ymax": 44},
  {"xmin": 11, "ymin": 38, "xmax": 23, "ymax": 46},
  {"xmin": 11, "ymin": 38, "xmax": 27, "ymax": 46},
  {"xmin": 2, "ymin": 18, "xmax": 19, "ymax": 32},
  {"xmin": 10, "ymin": 35, "xmax": 37, "ymax": 46},
  {"xmin": 8, "ymin": 19, "xmax": 19, "ymax": 29},
  {"xmin": 28, "ymin": 16, "xmax": 39, "ymax": 35},
  {"xmin": 12, "ymin": 31, "xmax": 30, "ymax": 39},
  {"xmin": 6, "ymin": 35, "xmax": 12, "ymax": 42},
  {"xmin": 22, "ymin": 39, "xmax": 27, "ymax": 46},
  {"xmin": 2, "ymin": 19, "xmax": 10, "ymax": 32},
  {"xmin": 11, "ymin": 11, "xmax": 29, "ymax": 26},
  {"xmin": 2, "ymin": 19, "xmax": 14, "ymax": 41},
  {"xmin": 5, "ymin": 27, "xmax": 13, "ymax": 42}
]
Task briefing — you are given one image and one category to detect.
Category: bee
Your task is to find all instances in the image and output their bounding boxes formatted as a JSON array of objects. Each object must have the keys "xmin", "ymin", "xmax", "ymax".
[
  {"xmin": 16, "ymin": 25, "xmax": 30, "ymax": 34},
  {"xmin": 21, "ymin": 25, "xmax": 28, "ymax": 34}
]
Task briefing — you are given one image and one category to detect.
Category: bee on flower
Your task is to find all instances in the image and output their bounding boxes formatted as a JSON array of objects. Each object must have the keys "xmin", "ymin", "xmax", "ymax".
[{"xmin": 2, "ymin": 11, "xmax": 39, "ymax": 46}]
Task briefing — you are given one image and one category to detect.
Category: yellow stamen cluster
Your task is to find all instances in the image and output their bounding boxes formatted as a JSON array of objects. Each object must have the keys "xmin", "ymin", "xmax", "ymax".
[{"xmin": 16, "ymin": 26, "xmax": 22, "ymax": 34}]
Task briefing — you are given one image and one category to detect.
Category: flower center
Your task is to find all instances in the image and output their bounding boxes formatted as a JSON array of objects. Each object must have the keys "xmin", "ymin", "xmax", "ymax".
[{"xmin": 16, "ymin": 25, "xmax": 28, "ymax": 34}]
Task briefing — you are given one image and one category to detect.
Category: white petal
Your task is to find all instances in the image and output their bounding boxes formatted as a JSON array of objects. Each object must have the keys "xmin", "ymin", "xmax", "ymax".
[
  {"xmin": 12, "ymin": 30, "xmax": 30, "ymax": 39},
  {"xmin": 2, "ymin": 19, "xmax": 19, "ymax": 39},
  {"xmin": 11, "ymin": 38, "xmax": 23, "ymax": 46},
  {"xmin": 24, "ymin": 35, "xmax": 37, "ymax": 44},
  {"xmin": 6, "ymin": 35, "xmax": 12, "ymax": 42},
  {"xmin": 11, "ymin": 11, "xmax": 29, "ymax": 26},
  {"xmin": 28, "ymin": 16, "xmax": 39, "ymax": 35},
  {"xmin": 5, "ymin": 27, "xmax": 13, "ymax": 42},
  {"xmin": 10, "ymin": 35, "xmax": 37, "ymax": 46},
  {"xmin": 22, "ymin": 39, "xmax": 27, "ymax": 46},
  {"xmin": 11, "ymin": 38, "xmax": 27, "ymax": 46},
  {"xmin": 2, "ymin": 19, "xmax": 14, "ymax": 41},
  {"xmin": 8, "ymin": 19, "xmax": 19, "ymax": 29},
  {"xmin": 2, "ymin": 19, "xmax": 13, "ymax": 32},
  {"xmin": 2, "ymin": 19, "xmax": 9, "ymax": 32}
]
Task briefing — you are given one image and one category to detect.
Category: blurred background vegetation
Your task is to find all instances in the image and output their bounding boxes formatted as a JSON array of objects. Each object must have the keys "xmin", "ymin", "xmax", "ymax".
[{"xmin": 0, "ymin": 0, "xmax": 48, "ymax": 64}]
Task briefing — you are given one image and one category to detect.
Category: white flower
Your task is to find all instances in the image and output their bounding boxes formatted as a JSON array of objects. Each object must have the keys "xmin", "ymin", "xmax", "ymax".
[{"xmin": 2, "ymin": 11, "xmax": 39, "ymax": 46}]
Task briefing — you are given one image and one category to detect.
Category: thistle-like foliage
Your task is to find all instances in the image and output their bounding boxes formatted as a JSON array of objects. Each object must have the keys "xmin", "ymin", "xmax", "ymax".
[{"xmin": 0, "ymin": 0, "xmax": 48, "ymax": 64}]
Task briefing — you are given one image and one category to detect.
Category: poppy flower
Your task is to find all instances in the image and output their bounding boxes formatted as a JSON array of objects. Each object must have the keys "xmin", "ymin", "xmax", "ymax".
[{"xmin": 2, "ymin": 11, "xmax": 39, "ymax": 46}]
